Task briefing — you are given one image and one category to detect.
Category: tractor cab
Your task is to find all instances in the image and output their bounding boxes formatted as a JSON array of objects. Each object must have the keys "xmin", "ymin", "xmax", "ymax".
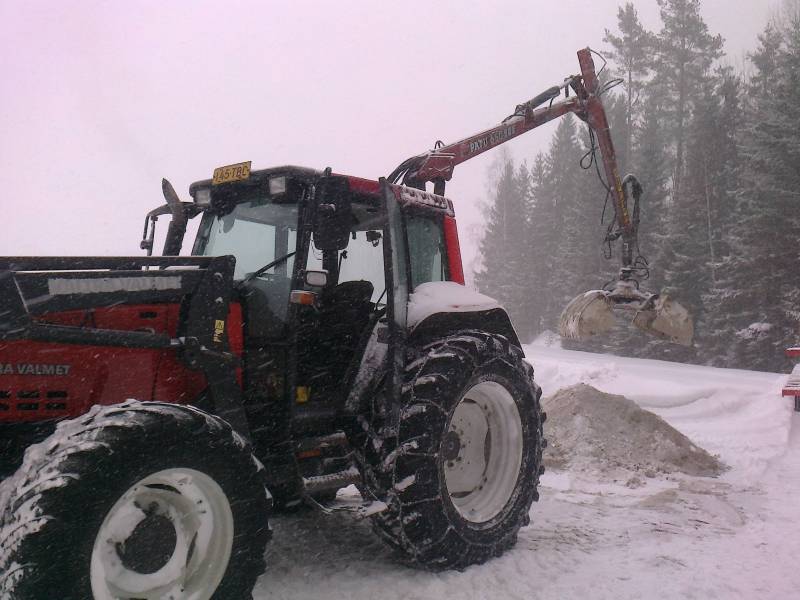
[{"xmin": 182, "ymin": 164, "xmax": 458, "ymax": 407}]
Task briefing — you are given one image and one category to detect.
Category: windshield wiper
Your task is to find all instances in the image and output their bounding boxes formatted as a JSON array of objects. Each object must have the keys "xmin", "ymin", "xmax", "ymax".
[{"xmin": 236, "ymin": 251, "xmax": 297, "ymax": 289}]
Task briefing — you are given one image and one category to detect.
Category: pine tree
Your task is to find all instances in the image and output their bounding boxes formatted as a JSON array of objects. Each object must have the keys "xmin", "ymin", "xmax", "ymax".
[
  {"xmin": 636, "ymin": 0, "xmax": 724, "ymax": 363},
  {"xmin": 604, "ymin": 2, "xmax": 656, "ymax": 168},
  {"xmin": 653, "ymin": 0, "xmax": 723, "ymax": 203}
]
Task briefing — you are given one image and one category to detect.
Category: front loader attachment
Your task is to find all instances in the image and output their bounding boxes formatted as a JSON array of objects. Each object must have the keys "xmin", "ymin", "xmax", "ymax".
[{"xmin": 558, "ymin": 280, "xmax": 694, "ymax": 347}]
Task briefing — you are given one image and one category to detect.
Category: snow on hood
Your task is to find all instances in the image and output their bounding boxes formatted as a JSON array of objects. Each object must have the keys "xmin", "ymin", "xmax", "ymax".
[{"xmin": 407, "ymin": 281, "xmax": 500, "ymax": 328}]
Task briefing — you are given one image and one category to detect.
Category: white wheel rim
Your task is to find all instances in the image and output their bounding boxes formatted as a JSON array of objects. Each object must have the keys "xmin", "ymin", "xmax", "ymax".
[
  {"xmin": 90, "ymin": 468, "xmax": 234, "ymax": 600},
  {"xmin": 443, "ymin": 380, "xmax": 524, "ymax": 523}
]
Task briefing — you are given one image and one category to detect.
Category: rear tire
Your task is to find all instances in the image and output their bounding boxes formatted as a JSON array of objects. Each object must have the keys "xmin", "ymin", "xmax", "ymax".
[
  {"xmin": 359, "ymin": 331, "xmax": 544, "ymax": 570},
  {"xmin": 0, "ymin": 401, "xmax": 271, "ymax": 600}
]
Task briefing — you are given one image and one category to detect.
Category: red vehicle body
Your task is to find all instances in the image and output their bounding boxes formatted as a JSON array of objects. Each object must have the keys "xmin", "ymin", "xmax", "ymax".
[
  {"xmin": 0, "ymin": 177, "xmax": 468, "ymax": 476},
  {"xmin": 0, "ymin": 303, "xmax": 219, "ymax": 423}
]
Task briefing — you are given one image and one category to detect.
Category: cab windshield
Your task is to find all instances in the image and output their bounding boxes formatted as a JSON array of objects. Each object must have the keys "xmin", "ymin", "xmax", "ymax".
[{"xmin": 194, "ymin": 200, "xmax": 299, "ymax": 281}]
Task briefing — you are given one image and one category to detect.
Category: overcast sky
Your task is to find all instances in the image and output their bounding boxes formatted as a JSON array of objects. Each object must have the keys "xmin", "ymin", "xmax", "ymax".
[{"xmin": 0, "ymin": 0, "xmax": 775, "ymax": 280}]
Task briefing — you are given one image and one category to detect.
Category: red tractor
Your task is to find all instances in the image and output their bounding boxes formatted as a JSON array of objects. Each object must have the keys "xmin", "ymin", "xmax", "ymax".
[{"xmin": 0, "ymin": 49, "xmax": 690, "ymax": 599}]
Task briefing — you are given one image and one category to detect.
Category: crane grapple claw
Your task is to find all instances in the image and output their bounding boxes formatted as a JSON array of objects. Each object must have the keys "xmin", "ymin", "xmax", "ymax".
[
  {"xmin": 558, "ymin": 287, "xmax": 694, "ymax": 347},
  {"xmin": 558, "ymin": 291, "xmax": 615, "ymax": 340},
  {"xmin": 632, "ymin": 294, "xmax": 693, "ymax": 346}
]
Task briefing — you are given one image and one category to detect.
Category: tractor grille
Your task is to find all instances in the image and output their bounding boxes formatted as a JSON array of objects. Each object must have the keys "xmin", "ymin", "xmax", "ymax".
[{"xmin": 0, "ymin": 389, "xmax": 71, "ymax": 414}]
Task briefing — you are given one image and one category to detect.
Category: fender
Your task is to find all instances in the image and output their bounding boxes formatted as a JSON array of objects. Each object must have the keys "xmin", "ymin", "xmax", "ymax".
[
  {"xmin": 406, "ymin": 281, "xmax": 522, "ymax": 348},
  {"xmin": 342, "ymin": 283, "xmax": 522, "ymax": 416}
]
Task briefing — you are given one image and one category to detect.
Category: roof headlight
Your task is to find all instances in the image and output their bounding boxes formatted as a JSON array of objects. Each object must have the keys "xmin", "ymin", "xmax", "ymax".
[
  {"xmin": 269, "ymin": 176, "xmax": 287, "ymax": 196},
  {"xmin": 195, "ymin": 188, "xmax": 211, "ymax": 207}
]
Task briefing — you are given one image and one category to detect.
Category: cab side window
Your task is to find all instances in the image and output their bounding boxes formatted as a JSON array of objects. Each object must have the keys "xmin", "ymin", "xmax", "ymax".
[
  {"xmin": 405, "ymin": 214, "xmax": 447, "ymax": 289},
  {"xmin": 337, "ymin": 230, "xmax": 386, "ymax": 304}
]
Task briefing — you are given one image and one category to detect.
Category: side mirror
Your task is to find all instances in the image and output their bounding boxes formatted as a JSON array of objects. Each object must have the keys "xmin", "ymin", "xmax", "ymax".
[
  {"xmin": 140, "ymin": 214, "xmax": 157, "ymax": 256},
  {"xmin": 162, "ymin": 179, "xmax": 188, "ymax": 256},
  {"xmin": 313, "ymin": 176, "xmax": 352, "ymax": 250},
  {"xmin": 305, "ymin": 270, "xmax": 328, "ymax": 288}
]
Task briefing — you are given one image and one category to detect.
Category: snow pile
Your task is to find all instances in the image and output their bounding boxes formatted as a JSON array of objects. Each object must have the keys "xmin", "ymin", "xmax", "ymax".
[{"xmin": 542, "ymin": 383, "xmax": 725, "ymax": 478}]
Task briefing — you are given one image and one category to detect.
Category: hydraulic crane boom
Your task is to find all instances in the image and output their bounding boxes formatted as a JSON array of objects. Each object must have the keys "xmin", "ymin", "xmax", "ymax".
[
  {"xmin": 389, "ymin": 47, "xmax": 693, "ymax": 346},
  {"xmin": 395, "ymin": 49, "xmax": 631, "ymax": 231}
]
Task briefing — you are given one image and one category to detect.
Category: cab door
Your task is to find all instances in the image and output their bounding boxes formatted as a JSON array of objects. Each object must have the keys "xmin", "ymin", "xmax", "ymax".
[{"xmin": 381, "ymin": 179, "xmax": 409, "ymax": 410}]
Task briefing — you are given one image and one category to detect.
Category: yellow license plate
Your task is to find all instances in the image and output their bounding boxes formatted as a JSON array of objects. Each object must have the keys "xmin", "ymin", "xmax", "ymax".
[{"xmin": 212, "ymin": 161, "xmax": 251, "ymax": 185}]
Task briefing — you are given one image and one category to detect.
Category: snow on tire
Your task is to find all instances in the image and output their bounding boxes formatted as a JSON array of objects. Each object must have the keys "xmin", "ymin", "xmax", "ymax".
[
  {"xmin": 0, "ymin": 401, "xmax": 272, "ymax": 600},
  {"xmin": 364, "ymin": 331, "xmax": 544, "ymax": 570}
]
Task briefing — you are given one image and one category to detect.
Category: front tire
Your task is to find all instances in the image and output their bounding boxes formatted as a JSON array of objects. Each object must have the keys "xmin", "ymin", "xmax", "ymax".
[
  {"xmin": 360, "ymin": 331, "xmax": 544, "ymax": 570},
  {"xmin": 0, "ymin": 401, "xmax": 271, "ymax": 600}
]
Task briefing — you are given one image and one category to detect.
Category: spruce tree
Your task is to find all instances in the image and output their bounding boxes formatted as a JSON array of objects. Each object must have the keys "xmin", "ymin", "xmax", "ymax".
[
  {"xmin": 681, "ymin": 69, "xmax": 742, "ymax": 364},
  {"xmin": 644, "ymin": 0, "xmax": 724, "ymax": 363},
  {"xmin": 723, "ymin": 14, "xmax": 800, "ymax": 370},
  {"xmin": 526, "ymin": 153, "xmax": 557, "ymax": 337},
  {"xmin": 475, "ymin": 156, "xmax": 534, "ymax": 340},
  {"xmin": 537, "ymin": 115, "xmax": 601, "ymax": 331},
  {"xmin": 632, "ymin": 94, "xmax": 671, "ymax": 294}
]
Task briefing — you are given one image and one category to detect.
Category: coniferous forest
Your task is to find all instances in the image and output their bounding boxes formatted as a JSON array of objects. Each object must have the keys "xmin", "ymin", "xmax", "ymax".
[{"xmin": 475, "ymin": 0, "xmax": 800, "ymax": 372}]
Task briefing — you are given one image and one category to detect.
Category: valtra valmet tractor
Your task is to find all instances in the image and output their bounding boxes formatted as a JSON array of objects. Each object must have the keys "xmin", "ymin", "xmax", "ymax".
[{"xmin": 0, "ymin": 49, "xmax": 691, "ymax": 599}]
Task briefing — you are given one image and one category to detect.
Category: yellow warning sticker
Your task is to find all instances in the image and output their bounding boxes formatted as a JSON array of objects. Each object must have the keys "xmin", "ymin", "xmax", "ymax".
[
  {"xmin": 213, "ymin": 319, "xmax": 225, "ymax": 343},
  {"xmin": 296, "ymin": 386, "xmax": 310, "ymax": 404}
]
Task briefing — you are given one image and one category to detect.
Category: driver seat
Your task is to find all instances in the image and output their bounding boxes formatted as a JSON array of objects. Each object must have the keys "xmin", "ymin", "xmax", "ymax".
[{"xmin": 298, "ymin": 280, "xmax": 374, "ymax": 402}]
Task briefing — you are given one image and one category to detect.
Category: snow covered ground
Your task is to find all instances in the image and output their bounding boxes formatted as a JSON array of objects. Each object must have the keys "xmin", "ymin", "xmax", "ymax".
[{"xmin": 255, "ymin": 341, "xmax": 799, "ymax": 600}]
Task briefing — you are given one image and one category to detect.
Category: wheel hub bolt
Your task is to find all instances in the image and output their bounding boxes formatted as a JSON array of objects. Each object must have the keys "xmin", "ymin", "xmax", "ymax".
[{"xmin": 441, "ymin": 431, "xmax": 462, "ymax": 461}]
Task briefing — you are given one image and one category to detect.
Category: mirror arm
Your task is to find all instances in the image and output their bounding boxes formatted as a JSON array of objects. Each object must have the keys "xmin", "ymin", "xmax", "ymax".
[{"xmin": 140, "ymin": 215, "xmax": 158, "ymax": 256}]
